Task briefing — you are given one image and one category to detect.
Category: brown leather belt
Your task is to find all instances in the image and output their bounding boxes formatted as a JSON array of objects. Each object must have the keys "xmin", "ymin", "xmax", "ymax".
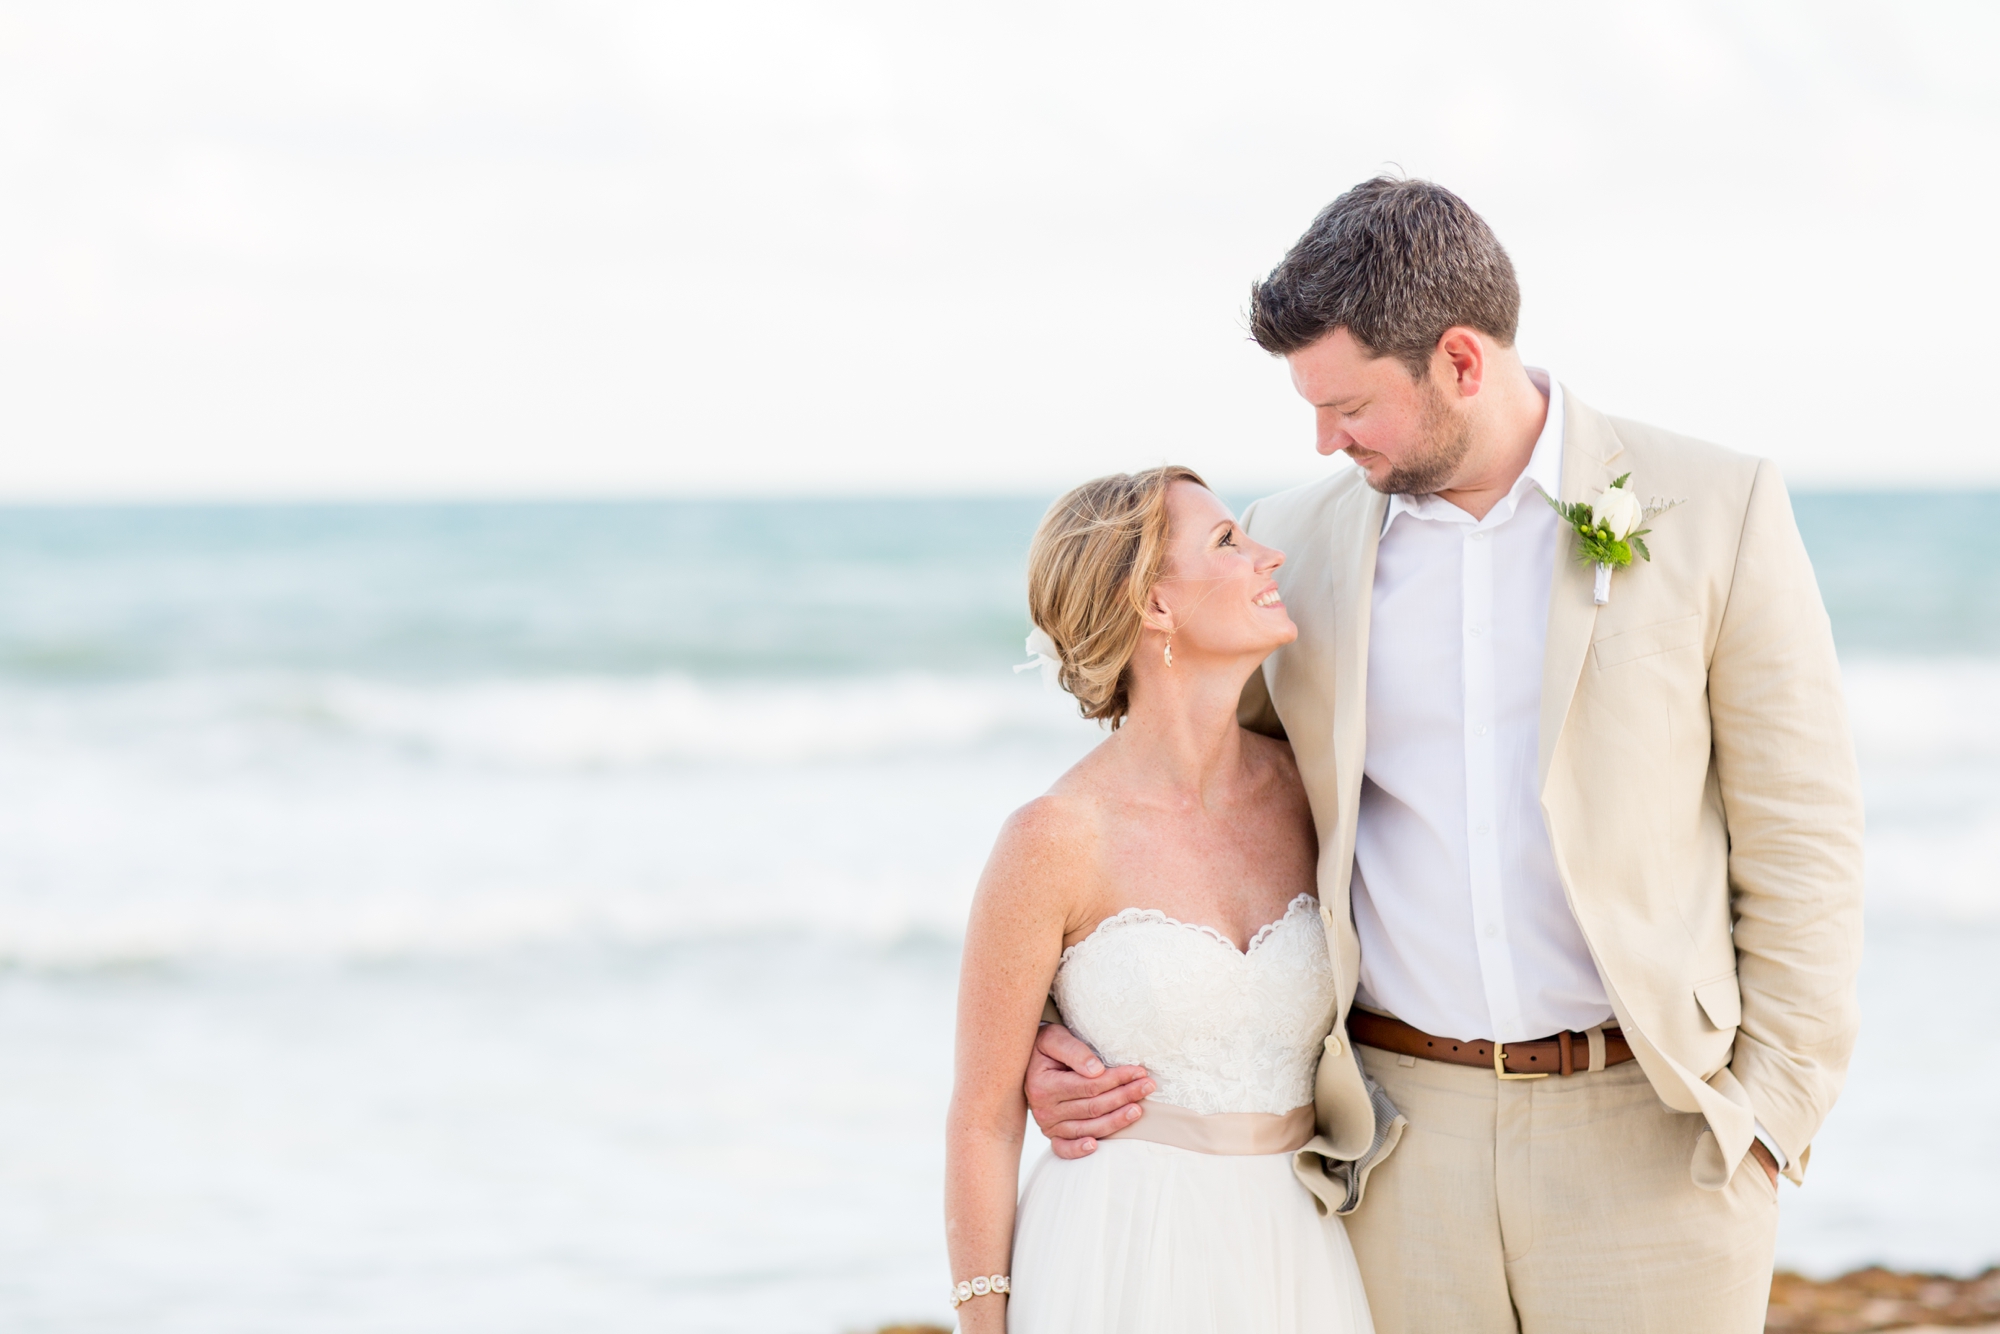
[{"xmin": 1348, "ymin": 1010, "xmax": 1634, "ymax": 1079}]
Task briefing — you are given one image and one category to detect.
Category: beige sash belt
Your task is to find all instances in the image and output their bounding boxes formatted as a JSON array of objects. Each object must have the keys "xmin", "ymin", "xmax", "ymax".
[{"xmin": 1100, "ymin": 1099, "xmax": 1316, "ymax": 1155}]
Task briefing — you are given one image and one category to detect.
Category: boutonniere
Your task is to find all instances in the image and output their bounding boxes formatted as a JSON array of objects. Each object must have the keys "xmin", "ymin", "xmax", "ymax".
[{"xmin": 1543, "ymin": 474, "xmax": 1683, "ymax": 604}]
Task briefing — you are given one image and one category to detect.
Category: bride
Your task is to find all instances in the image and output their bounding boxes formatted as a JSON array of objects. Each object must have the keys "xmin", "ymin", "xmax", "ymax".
[{"xmin": 945, "ymin": 466, "xmax": 1373, "ymax": 1333}]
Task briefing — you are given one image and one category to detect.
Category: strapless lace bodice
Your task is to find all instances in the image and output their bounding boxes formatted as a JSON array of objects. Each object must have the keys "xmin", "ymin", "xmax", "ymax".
[{"xmin": 1051, "ymin": 894, "xmax": 1336, "ymax": 1116}]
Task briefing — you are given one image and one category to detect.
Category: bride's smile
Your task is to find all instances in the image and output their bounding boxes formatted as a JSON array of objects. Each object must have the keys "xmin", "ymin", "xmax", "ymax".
[{"xmin": 1141, "ymin": 481, "xmax": 1297, "ymax": 672}]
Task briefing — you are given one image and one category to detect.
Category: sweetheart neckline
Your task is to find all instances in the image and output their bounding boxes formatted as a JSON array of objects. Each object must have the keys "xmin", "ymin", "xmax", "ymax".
[{"xmin": 1057, "ymin": 893, "xmax": 1318, "ymax": 968}]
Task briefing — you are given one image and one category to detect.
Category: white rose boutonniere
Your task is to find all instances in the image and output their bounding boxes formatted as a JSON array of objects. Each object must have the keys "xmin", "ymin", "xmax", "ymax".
[{"xmin": 1543, "ymin": 473, "xmax": 1683, "ymax": 604}]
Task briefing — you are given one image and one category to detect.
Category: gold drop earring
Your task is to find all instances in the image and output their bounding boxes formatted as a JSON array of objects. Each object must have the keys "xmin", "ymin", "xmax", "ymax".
[{"xmin": 1163, "ymin": 634, "xmax": 1173, "ymax": 668}]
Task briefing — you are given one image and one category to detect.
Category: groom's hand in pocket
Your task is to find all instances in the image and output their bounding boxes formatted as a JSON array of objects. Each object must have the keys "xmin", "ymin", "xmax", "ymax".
[
  {"xmin": 1024, "ymin": 1023, "xmax": 1155, "ymax": 1160},
  {"xmin": 1750, "ymin": 1139, "xmax": 1780, "ymax": 1189}
]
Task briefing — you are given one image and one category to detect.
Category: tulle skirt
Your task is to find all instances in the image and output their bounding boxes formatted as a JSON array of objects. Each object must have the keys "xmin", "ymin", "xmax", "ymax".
[{"xmin": 1005, "ymin": 1139, "xmax": 1374, "ymax": 1333}]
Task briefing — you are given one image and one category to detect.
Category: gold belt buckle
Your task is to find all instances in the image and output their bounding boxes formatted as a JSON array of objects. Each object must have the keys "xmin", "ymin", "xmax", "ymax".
[{"xmin": 1494, "ymin": 1042, "xmax": 1549, "ymax": 1081}]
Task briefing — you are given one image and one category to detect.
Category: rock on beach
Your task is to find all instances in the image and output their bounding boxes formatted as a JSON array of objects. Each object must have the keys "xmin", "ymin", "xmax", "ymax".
[
  {"xmin": 1766, "ymin": 1267, "xmax": 2000, "ymax": 1332},
  {"xmin": 864, "ymin": 1269, "xmax": 2000, "ymax": 1334}
]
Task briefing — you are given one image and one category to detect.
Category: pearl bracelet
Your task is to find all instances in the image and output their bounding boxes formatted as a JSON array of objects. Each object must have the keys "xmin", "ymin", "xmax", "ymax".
[{"xmin": 949, "ymin": 1274, "xmax": 1011, "ymax": 1308}]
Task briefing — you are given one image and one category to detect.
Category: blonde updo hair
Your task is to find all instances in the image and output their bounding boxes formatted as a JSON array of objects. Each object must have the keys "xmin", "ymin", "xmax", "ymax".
[{"xmin": 1025, "ymin": 464, "xmax": 1208, "ymax": 728}]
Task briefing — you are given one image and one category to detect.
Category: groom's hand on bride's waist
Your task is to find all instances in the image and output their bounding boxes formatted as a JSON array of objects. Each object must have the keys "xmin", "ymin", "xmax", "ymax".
[{"xmin": 1025, "ymin": 1023, "xmax": 1155, "ymax": 1160}]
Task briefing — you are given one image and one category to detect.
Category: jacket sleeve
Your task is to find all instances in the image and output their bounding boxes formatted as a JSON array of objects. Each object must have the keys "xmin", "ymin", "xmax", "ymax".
[{"xmin": 1706, "ymin": 459, "xmax": 1866, "ymax": 1180}]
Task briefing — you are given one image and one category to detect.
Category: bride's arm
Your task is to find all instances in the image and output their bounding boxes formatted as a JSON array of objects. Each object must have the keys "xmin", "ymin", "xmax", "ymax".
[{"xmin": 946, "ymin": 797, "xmax": 1088, "ymax": 1334}]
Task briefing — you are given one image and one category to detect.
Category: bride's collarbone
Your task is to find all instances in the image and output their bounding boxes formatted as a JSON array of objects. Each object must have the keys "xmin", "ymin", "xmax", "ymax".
[
  {"xmin": 1083, "ymin": 837, "xmax": 1314, "ymax": 943},
  {"xmin": 1053, "ymin": 762, "xmax": 1316, "ymax": 953}
]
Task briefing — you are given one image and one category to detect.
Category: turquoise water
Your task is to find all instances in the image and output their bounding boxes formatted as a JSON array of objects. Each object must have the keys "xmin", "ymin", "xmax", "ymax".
[
  {"xmin": 0, "ymin": 491, "xmax": 1994, "ymax": 1332},
  {"xmin": 0, "ymin": 499, "xmax": 1038, "ymax": 681},
  {"xmin": 3, "ymin": 492, "xmax": 1994, "ymax": 684},
  {"xmin": 1793, "ymin": 492, "xmax": 2000, "ymax": 656}
]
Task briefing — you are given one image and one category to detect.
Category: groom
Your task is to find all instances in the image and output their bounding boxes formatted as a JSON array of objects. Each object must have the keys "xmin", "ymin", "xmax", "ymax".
[{"xmin": 1026, "ymin": 177, "xmax": 1865, "ymax": 1331}]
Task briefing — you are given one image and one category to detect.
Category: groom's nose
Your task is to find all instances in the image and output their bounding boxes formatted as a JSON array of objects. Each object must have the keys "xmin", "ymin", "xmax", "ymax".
[{"xmin": 1315, "ymin": 411, "xmax": 1352, "ymax": 456}]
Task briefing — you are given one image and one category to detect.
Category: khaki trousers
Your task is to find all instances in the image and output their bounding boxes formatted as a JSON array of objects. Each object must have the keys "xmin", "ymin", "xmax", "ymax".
[{"xmin": 1343, "ymin": 1043, "xmax": 1779, "ymax": 1334}]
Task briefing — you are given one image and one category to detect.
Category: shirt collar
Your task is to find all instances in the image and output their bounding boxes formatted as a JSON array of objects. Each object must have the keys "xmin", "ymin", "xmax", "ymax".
[{"xmin": 1380, "ymin": 369, "xmax": 1565, "ymax": 536}]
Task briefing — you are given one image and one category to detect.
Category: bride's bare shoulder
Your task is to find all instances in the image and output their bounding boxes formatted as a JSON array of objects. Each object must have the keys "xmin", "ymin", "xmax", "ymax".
[
  {"xmin": 975, "ymin": 758, "xmax": 1112, "ymax": 930},
  {"xmin": 987, "ymin": 784, "xmax": 1100, "ymax": 881},
  {"xmin": 1238, "ymin": 729, "xmax": 1311, "ymax": 814},
  {"xmin": 1240, "ymin": 727, "xmax": 1304, "ymax": 782}
]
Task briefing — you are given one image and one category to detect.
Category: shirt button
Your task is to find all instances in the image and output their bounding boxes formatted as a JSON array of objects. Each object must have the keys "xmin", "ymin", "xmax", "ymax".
[
  {"xmin": 1484, "ymin": 923, "xmax": 1500, "ymax": 939},
  {"xmin": 1469, "ymin": 626, "xmax": 1484, "ymax": 637},
  {"xmin": 1474, "ymin": 725, "xmax": 1489, "ymax": 736},
  {"xmin": 1476, "ymin": 823, "xmax": 1491, "ymax": 835},
  {"xmin": 1469, "ymin": 531, "xmax": 1488, "ymax": 541}
]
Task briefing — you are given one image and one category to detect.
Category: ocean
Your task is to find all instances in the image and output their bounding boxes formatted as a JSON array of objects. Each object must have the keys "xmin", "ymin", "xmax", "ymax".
[{"xmin": 1, "ymin": 492, "xmax": 1995, "ymax": 1332}]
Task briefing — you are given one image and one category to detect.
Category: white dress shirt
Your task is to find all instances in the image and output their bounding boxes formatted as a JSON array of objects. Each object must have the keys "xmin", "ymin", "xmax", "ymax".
[{"xmin": 1350, "ymin": 371, "xmax": 1616, "ymax": 1045}]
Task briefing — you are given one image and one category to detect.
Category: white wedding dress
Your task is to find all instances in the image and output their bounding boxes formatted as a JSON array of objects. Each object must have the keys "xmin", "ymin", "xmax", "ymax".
[{"xmin": 1006, "ymin": 894, "xmax": 1374, "ymax": 1333}]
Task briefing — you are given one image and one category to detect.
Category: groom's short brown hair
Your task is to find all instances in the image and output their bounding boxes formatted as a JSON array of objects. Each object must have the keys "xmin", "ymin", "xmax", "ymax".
[{"xmin": 1249, "ymin": 177, "xmax": 1520, "ymax": 376}]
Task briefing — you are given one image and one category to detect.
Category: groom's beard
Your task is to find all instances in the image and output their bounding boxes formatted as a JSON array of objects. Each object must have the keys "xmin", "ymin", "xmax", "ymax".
[{"xmin": 1369, "ymin": 376, "xmax": 1473, "ymax": 496}]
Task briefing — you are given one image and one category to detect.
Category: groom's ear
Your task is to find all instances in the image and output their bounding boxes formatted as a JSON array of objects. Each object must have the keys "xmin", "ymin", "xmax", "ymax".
[{"xmin": 1433, "ymin": 326, "xmax": 1488, "ymax": 398}]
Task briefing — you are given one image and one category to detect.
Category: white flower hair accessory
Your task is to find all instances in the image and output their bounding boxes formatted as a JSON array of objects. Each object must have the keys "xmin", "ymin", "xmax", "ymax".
[{"xmin": 1014, "ymin": 626, "xmax": 1064, "ymax": 693}]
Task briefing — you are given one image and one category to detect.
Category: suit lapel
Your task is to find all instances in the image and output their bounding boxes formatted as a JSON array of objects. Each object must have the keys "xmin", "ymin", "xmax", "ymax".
[
  {"xmin": 1329, "ymin": 483, "xmax": 1387, "ymax": 893},
  {"xmin": 1537, "ymin": 389, "xmax": 1625, "ymax": 789}
]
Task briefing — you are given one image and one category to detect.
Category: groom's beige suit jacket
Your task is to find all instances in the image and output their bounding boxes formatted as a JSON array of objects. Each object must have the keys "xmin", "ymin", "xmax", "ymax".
[{"xmin": 1238, "ymin": 388, "xmax": 1865, "ymax": 1197}]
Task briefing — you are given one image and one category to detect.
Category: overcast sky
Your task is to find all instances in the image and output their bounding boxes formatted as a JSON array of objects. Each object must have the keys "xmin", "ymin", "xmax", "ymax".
[{"xmin": 2, "ymin": 1, "xmax": 1995, "ymax": 500}]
